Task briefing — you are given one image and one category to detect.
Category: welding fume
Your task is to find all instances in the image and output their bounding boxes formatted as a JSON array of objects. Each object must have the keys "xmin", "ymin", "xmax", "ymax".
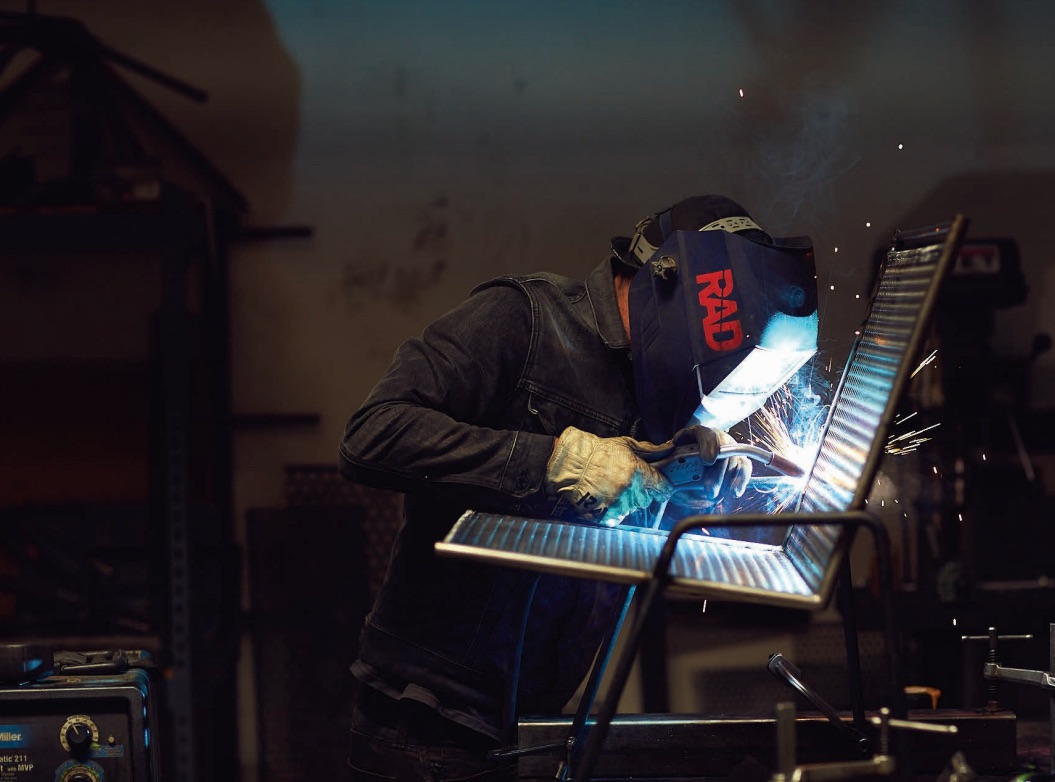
[{"xmin": 339, "ymin": 194, "xmax": 820, "ymax": 780}]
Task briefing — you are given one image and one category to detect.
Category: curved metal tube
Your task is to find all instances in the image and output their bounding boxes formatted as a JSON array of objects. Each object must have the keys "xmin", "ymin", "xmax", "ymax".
[{"xmin": 717, "ymin": 443, "xmax": 806, "ymax": 478}]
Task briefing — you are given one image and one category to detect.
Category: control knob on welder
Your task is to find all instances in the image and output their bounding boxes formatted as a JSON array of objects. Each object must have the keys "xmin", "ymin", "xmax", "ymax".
[
  {"xmin": 65, "ymin": 723, "xmax": 92, "ymax": 754},
  {"xmin": 59, "ymin": 715, "xmax": 99, "ymax": 758},
  {"xmin": 56, "ymin": 764, "xmax": 101, "ymax": 780},
  {"xmin": 56, "ymin": 758, "xmax": 104, "ymax": 782},
  {"xmin": 56, "ymin": 761, "xmax": 103, "ymax": 782}
]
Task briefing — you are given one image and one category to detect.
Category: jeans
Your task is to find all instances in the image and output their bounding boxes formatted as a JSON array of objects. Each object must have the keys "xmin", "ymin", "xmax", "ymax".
[{"xmin": 348, "ymin": 685, "xmax": 514, "ymax": 782}]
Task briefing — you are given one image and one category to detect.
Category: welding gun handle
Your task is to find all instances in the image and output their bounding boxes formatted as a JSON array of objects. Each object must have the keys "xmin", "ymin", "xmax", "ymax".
[{"xmin": 652, "ymin": 444, "xmax": 707, "ymax": 487}]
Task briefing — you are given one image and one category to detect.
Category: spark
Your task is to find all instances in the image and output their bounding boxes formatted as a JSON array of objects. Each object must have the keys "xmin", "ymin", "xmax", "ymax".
[
  {"xmin": 738, "ymin": 88, "xmax": 744, "ymax": 98},
  {"xmin": 886, "ymin": 421, "xmax": 941, "ymax": 455},
  {"xmin": 886, "ymin": 438, "xmax": 933, "ymax": 456},
  {"xmin": 898, "ymin": 143, "xmax": 904, "ymax": 150},
  {"xmin": 887, "ymin": 407, "xmax": 942, "ymax": 455},
  {"xmin": 889, "ymin": 422, "xmax": 941, "ymax": 442},
  {"xmin": 702, "ymin": 600, "xmax": 708, "ymax": 613},
  {"xmin": 830, "ymin": 284, "xmax": 835, "ymax": 290},
  {"xmin": 953, "ymin": 618, "xmax": 957, "ymax": 627},
  {"xmin": 911, "ymin": 349, "xmax": 938, "ymax": 377},
  {"xmin": 834, "ymin": 246, "xmax": 839, "ymax": 253},
  {"xmin": 735, "ymin": 380, "xmax": 828, "ymax": 514},
  {"xmin": 866, "ymin": 221, "xmax": 871, "ymax": 228}
]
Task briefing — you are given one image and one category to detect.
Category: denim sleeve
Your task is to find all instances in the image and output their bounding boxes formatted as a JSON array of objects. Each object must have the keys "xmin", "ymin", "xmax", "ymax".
[{"xmin": 338, "ymin": 283, "xmax": 555, "ymax": 505}]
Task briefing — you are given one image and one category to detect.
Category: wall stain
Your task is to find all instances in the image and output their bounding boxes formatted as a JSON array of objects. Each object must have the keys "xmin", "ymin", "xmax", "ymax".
[{"xmin": 341, "ymin": 193, "xmax": 449, "ymax": 309}]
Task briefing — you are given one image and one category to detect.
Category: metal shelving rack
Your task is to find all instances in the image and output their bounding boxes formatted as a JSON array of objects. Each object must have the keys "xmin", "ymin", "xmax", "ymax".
[{"xmin": 0, "ymin": 9, "xmax": 248, "ymax": 780}]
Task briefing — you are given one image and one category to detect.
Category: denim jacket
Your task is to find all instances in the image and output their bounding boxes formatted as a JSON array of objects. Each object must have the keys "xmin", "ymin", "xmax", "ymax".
[{"xmin": 339, "ymin": 257, "xmax": 642, "ymax": 740}]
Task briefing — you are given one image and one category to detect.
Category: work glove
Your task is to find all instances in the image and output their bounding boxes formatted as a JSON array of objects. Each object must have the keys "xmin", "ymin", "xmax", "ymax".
[
  {"xmin": 662, "ymin": 426, "xmax": 752, "ymax": 512},
  {"xmin": 545, "ymin": 426, "xmax": 674, "ymax": 526}
]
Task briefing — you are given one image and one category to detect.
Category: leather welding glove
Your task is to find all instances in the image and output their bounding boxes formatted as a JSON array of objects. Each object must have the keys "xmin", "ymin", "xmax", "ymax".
[
  {"xmin": 545, "ymin": 426, "xmax": 675, "ymax": 526},
  {"xmin": 666, "ymin": 426, "xmax": 752, "ymax": 509}
]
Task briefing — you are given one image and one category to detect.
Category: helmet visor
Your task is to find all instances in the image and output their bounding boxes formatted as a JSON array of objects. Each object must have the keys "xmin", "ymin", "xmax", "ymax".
[{"xmin": 629, "ymin": 229, "xmax": 818, "ymax": 440}]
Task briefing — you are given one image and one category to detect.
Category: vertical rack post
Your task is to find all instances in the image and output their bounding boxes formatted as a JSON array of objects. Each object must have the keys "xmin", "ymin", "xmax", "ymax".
[{"xmin": 160, "ymin": 230, "xmax": 196, "ymax": 782}]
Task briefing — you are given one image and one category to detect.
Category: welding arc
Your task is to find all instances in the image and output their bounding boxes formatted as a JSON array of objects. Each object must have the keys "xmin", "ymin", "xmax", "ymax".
[{"xmin": 717, "ymin": 444, "xmax": 806, "ymax": 478}]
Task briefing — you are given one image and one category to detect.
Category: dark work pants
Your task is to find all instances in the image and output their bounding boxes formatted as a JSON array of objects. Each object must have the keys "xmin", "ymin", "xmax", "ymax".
[{"xmin": 347, "ymin": 684, "xmax": 514, "ymax": 782}]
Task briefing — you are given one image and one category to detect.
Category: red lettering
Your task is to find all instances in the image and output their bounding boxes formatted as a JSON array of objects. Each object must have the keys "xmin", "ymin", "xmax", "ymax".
[
  {"xmin": 704, "ymin": 317, "xmax": 743, "ymax": 351},
  {"xmin": 695, "ymin": 270, "xmax": 734, "ymax": 299},
  {"xmin": 695, "ymin": 270, "xmax": 743, "ymax": 351}
]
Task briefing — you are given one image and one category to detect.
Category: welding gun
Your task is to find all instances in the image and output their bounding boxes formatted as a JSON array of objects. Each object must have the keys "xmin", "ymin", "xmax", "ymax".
[{"xmin": 653, "ymin": 441, "xmax": 805, "ymax": 489}]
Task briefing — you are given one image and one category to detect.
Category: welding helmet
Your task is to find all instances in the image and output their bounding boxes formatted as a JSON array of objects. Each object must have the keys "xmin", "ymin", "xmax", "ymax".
[{"xmin": 618, "ymin": 196, "xmax": 818, "ymax": 441}]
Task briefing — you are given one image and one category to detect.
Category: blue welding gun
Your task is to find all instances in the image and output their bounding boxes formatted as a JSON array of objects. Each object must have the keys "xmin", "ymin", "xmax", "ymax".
[{"xmin": 653, "ymin": 441, "xmax": 805, "ymax": 488}]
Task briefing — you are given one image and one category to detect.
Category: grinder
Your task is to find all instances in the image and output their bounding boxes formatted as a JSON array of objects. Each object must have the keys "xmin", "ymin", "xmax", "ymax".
[{"xmin": 617, "ymin": 196, "xmax": 819, "ymax": 444}]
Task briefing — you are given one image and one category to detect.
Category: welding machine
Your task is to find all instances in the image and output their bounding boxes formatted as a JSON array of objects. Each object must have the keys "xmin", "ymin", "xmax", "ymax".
[{"xmin": 0, "ymin": 644, "xmax": 161, "ymax": 782}]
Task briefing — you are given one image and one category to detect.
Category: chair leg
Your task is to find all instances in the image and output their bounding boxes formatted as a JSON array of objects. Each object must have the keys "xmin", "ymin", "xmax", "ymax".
[{"xmin": 838, "ymin": 554, "xmax": 869, "ymax": 731}]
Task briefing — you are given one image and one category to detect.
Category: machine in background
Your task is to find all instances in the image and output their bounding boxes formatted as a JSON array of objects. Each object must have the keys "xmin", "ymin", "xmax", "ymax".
[{"xmin": 0, "ymin": 644, "xmax": 161, "ymax": 782}]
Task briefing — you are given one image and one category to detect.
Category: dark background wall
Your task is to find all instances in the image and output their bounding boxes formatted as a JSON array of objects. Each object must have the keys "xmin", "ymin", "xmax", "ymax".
[{"xmin": 1, "ymin": 1, "xmax": 1054, "ymax": 779}]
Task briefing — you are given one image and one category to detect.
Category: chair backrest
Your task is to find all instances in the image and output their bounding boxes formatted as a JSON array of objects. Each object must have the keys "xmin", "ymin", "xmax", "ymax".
[
  {"xmin": 780, "ymin": 215, "xmax": 968, "ymax": 595},
  {"xmin": 437, "ymin": 216, "xmax": 968, "ymax": 608}
]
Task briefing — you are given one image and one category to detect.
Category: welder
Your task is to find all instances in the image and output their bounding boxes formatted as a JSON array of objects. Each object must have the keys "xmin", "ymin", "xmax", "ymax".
[{"xmin": 339, "ymin": 194, "xmax": 818, "ymax": 781}]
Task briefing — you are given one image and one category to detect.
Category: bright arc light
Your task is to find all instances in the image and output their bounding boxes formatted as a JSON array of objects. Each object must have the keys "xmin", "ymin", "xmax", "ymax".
[
  {"xmin": 693, "ymin": 331, "xmax": 817, "ymax": 431},
  {"xmin": 738, "ymin": 381, "xmax": 827, "ymax": 514}
]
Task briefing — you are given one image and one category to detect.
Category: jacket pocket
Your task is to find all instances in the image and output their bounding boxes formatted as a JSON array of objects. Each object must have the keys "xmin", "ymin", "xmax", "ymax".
[{"xmin": 526, "ymin": 390, "xmax": 622, "ymax": 439}]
